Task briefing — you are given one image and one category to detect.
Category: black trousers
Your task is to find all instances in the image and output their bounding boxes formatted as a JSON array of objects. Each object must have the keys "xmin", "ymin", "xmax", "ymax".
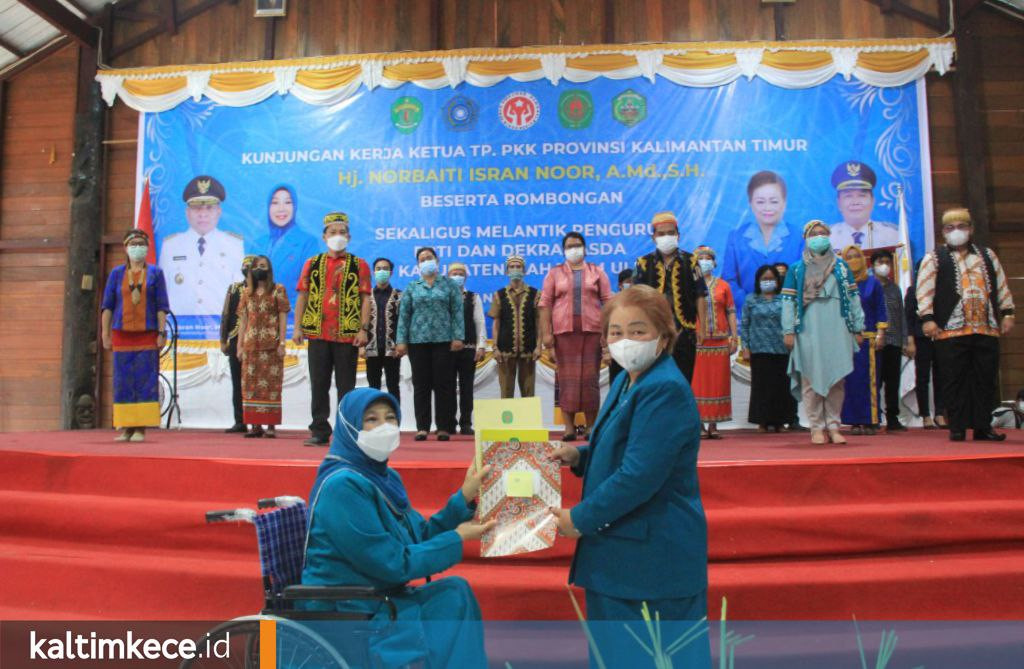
[
  {"xmin": 879, "ymin": 344, "xmax": 904, "ymax": 426},
  {"xmin": 307, "ymin": 338, "xmax": 358, "ymax": 441},
  {"xmin": 407, "ymin": 342, "xmax": 456, "ymax": 433},
  {"xmin": 365, "ymin": 355, "xmax": 401, "ymax": 405},
  {"xmin": 226, "ymin": 342, "xmax": 243, "ymax": 426},
  {"xmin": 913, "ymin": 335, "xmax": 945, "ymax": 418},
  {"xmin": 452, "ymin": 348, "xmax": 477, "ymax": 431},
  {"xmin": 934, "ymin": 334, "xmax": 1000, "ymax": 432},
  {"xmin": 672, "ymin": 330, "xmax": 697, "ymax": 382}
]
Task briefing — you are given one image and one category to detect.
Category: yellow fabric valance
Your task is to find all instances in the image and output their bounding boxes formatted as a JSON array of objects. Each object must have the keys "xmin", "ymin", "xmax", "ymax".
[{"xmin": 96, "ymin": 38, "xmax": 955, "ymax": 112}]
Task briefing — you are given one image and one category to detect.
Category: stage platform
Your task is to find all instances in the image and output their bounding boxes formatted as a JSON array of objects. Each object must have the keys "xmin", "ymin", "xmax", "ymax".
[{"xmin": 1, "ymin": 428, "xmax": 1023, "ymax": 621}]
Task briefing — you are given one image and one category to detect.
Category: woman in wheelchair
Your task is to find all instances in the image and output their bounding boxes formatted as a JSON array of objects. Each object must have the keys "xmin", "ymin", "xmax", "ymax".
[{"xmin": 301, "ymin": 387, "xmax": 494, "ymax": 668}]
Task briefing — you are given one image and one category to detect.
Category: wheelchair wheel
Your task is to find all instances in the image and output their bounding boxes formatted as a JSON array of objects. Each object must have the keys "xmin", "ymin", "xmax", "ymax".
[{"xmin": 180, "ymin": 615, "xmax": 351, "ymax": 669}]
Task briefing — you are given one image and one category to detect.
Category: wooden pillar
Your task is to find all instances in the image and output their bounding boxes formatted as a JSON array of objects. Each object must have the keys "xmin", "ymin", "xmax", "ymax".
[
  {"xmin": 950, "ymin": 9, "xmax": 992, "ymax": 245},
  {"xmin": 59, "ymin": 46, "xmax": 106, "ymax": 429}
]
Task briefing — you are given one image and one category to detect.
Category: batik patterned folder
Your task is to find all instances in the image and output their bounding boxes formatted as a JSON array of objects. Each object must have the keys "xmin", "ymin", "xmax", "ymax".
[{"xmin": 476, "ymin": 429, "xmax": 561, "ymax": 558}]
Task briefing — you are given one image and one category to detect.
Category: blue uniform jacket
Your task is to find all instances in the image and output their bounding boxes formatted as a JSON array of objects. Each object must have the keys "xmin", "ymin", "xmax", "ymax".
[
  {"xmin": 568, "ymin": 353, "xmax": 708, "ymax": 600},
  {"xmin": 302, "ymin": 469, "xmax": 474, "ymax": 593}
]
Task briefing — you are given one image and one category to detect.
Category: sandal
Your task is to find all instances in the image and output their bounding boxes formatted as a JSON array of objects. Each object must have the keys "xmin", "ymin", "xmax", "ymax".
[
  {"xmin": 811, "ymin": 429, "xmax": 827, "ymax": 444},
  {"xmin": 264, "ymin": 428, "xmax": 276, "ymax": 439},
  {"xmin": 828, "ymin": 429, "xmax": 847, "ymax": 444},
  {"xmin": 244, "ymin": 427, "xmax": 264, "ymax": 439},
  {"xmin": 437, "ymin": 431, "xmax": 450, "ymax": 442},
  {"xmin": 115, "ymin": 429, "xmax": 134, "ymax": 442},
  {"xmin": 414, "ymin": 431, "xmax": 428, "ymax": 441},
  {"xmin": 922, "ymin": 417, "xmax": 936, "ymax": 430},
  {"xmin": 850, "ymin": 425, "xmax": 864, "ymax": 436},
  {"xmin": 864, "ymin": 426, "xmax": 876, "ymax": 436}
]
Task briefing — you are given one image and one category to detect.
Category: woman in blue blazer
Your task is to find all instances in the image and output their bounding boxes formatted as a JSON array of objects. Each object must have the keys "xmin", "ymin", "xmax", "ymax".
[{"xmin": 551, "ymin": 284, "xmax": 709, "ymax": 665}]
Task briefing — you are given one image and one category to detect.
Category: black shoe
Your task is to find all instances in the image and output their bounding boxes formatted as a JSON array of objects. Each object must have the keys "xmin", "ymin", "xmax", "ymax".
[
  {"xmin": 949, "ymin": 430, "xmax": 967, "ymax": 442},
  {"xmin": 787, "ymin": 423, "xmax": 809, "ymax": 432},
  {"xmin": 303, "ymin": 436, "xmax": 328, "ymax": 447},
  {"xmin": 974, "ymin": 429, "xmax": 1007, "ymax": 442},
  {"xmin": 459, "ymin": 426, "xmax": 474, "ymax": 436},
  {"xmin": 414, "ymin": 431, "xmax": 428, "ymax": 441},
  {"xmin": 225, "ymin": 423, "xmax": 247, "ymax": 433},
  {"xmin": 887, "ymin": 422, "xmax": 908, "ymax": 432},
  {"xmin": 437, "ymin": 431, "xmax": 450, "ymax": 442}
]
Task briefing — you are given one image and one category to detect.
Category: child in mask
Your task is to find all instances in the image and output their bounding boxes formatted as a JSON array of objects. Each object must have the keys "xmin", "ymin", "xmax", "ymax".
[
  {"xmin": 237, "ymin": 255, "xmax": 290, "ymax": 438},
  {"xmin": 870, "ymin": 249, "xmax": 915, "ymax": 431},
  {"xmin": 691, "ymin": 246, "xmax": 738, "ymax": 439},
  {"xmin": 302, "ymin": 387, "xmax": 493, "ymax": 668}
]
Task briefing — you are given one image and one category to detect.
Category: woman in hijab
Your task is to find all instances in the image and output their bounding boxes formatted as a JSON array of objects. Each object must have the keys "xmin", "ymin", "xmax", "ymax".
[
  {"xmin": 782, "ymin": 221, "xmax": 866, "ymax": 444},
  {"xmin": 301, "ymin": 387, "xmax": 492, "ymax": 668},
  {"xmin": 838, "ymin": 245, "xmax": 889, "ymax": 435},
  {"xmin": 265, "ymin": 184, "xmax": 321, "ymax": 307}
]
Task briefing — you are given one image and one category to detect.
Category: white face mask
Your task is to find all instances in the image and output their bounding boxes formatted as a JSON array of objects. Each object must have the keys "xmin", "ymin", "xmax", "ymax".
[
  {"xmin": 944, "ymin": 229, "xmax": 969, "ymax": 247},
  {"xmin": 608, "ymin": 337, "xmax": 661, "ymax": 373},
  {"xmin": 655, "ymin": 235, "xmax": 679, "ymax": 254},
  {"xmin": 354, "ymin": 422, "xmax": 401, "ymax": 462},
  {"xmin": 564, "ymin": 247, "xmax": 585, "ymax": 264},
  {"xmin": 873, "ymin": 263, "xmax": 891, "ymax": 278},
  {"xmin": 326, "ymin": 235, "xmax": 348, "ymax": 252},
  {"xmin": 698, "ymin": 258, "xmax": 715, "ymax": 275}
]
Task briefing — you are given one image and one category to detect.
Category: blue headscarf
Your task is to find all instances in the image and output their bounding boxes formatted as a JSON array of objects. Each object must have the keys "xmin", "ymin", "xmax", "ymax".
[
  {"xmin": 308, "ymin": 387, "xmax": 410, "ymax": 514},
  {"xmin": 267, "ymin": 184, "xmax": 297, "ymax": 244}
]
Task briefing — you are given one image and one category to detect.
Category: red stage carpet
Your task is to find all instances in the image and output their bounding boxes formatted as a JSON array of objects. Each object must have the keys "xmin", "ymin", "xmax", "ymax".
[{"xmin": 1, "ymin": 428, "xmax": 1023, "ymax": 621}]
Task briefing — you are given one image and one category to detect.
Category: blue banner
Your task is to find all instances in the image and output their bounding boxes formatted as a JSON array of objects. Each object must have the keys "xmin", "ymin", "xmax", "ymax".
[{"xmin": 141, "ymin": 75, "xmax": 932, "ymax": 339}]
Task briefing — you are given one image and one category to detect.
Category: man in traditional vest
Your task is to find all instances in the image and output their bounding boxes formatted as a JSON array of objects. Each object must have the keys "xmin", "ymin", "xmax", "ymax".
[
  {"xmin": 633, "ymin": 210, "xmax": 707, "ymax": 381},
  {"xmin": 490, "ymin": 255, "xmax": 542, "ymax": 398},
  {"xmin": 293, "ymin": 212, "xmax": 372, "ymax": 446},
  {"xmin": 447, "ymin": 262, "xmax": 487, "ymax": 435},
  {"xmin": 916, "ymin": 208, "xmax": 1015, "ymax": 442}
]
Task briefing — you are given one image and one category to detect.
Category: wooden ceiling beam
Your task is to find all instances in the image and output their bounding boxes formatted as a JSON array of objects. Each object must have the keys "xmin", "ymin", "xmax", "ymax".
[
  {"xmin": 862, "ymin": 0, "xmax": 943, "ymax": 32},
  {"xmin": 0, "ymin": 35, "xmax": 70, "ymax": 81},
  {"xmin": 109, "ymin": 0, "xmax": 234, "ymax": 60},
  {"xmin": 18, "ymin": 0, "xmax": 100, "ymax": 49}
]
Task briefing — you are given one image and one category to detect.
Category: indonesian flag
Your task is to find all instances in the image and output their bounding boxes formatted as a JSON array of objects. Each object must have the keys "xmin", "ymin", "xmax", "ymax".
[{"xmin": 135, "ymin": 177, "xmax": 157, "ymax": 265}]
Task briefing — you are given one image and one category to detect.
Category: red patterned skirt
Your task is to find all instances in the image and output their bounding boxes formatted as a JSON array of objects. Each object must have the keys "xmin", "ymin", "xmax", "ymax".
[
  {"xmin": 241, "ymin": 348, "xmax": 284, "ymax": 426},
  {"xmin": 553, "ymin": 317, "xmax": 602, "ymax": 415},
  {"xmin": 692, "ymin": 337, "xmax": 732, "ymax": 422}
]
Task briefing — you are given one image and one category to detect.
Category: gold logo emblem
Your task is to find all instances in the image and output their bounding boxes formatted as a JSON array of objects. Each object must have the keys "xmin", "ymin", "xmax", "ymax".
[
  {"xmin": 846, "ymin": 162, "xmax": 861, "ymax": 178},
  {"xmin": 197, "ymin": 179, "xmax": 211, "ymax": 194}
]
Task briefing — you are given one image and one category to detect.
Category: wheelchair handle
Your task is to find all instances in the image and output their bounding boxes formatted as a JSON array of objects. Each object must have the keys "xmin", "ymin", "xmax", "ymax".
[
  {"xmin": 257, "ymin": 496, "xmax": 305, "ymax": 509},
  {"xmin": 205, "ymin": 508, "xmax": 257, "ymax": 523}
]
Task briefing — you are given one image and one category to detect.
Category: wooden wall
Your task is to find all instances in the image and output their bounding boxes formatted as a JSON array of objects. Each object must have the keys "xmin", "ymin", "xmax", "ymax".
[
  {"xmin": 1, "ymin": 0, "xmax": 1022, "ymax": 430},
  {"xmin": 0, "ymin": 47, "xmax": 77, "ymax": 431}
]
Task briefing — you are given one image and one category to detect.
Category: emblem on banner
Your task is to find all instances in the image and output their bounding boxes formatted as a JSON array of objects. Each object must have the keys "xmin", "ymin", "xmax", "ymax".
[
  {"xmin": 443, "ymin": 95, "xmax": 479, "ymax": 131},
  {"xmin": 612, "ymin": 89, "xmax": 647, "ymax": 127},
  {"xmin": 558, "ymin": 90, "xmax": 593, "ymax": 130},
  {"xmin": 391, "ymin": 97, "xmax": 423, "ymax": 134},
  {"xmin": 499, "ymin": 92, "xmax": 540, "ymax": 130}
]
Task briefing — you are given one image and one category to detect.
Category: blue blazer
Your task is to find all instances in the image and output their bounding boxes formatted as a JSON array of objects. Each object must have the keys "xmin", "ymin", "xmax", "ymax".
[{"xmin": 568, "ymin": 353, "xmax": 708, "ymax": 600}]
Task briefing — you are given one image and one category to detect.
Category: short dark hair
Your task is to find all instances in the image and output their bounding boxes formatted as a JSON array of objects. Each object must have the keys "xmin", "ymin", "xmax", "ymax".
[
  {"xmin": 747, "ymin": 170, "xmax": 787, "ymax": 200},
  {"xmin": 562, "ymin": 231, "xmax": 585, "ymax": 249},
  {"xmin": 870, "ymin": 249, "xmax": 894, "ymax": 264},
  {"xmin": 372, "ymin": 257, "xmax": 394, "ymax": 271},
  {"xmin": 753, "ymin": 264, "xmax": 781, "ymax": 295},
  {"xmin": 415, "ymin": 247, "xmax": 438, "ymax": 262},
  {"xmin": 617, "ymin": 268, "xmax": 634, "ymax": 286}
]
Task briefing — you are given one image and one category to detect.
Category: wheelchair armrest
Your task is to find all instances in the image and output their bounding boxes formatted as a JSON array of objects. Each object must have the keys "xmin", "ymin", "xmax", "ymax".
[{"xmin": 282, "ymin": 585, "xmax": 397, "ymax": 620}]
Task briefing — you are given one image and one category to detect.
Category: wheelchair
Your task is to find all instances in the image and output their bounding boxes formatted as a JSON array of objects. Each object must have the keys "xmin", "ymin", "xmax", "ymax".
[{"xmin": 181, "ymin": 496, "xmax": 398, "ymax": 669}]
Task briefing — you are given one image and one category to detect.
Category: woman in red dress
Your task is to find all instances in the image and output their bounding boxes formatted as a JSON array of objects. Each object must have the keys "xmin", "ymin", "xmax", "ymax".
[{"xmin": 692, "ymin": 246, "xmax": 738, "ymax": 439}]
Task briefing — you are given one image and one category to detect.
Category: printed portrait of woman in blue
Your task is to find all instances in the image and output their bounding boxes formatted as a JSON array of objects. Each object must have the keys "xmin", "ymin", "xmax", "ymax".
[
  {"xmin": 263, "ymin": 184, "xmax": 322, "ymax": 307},
  {"xmin": 721, "ymin": 170, "xmax": 805, "ymax": 319}
]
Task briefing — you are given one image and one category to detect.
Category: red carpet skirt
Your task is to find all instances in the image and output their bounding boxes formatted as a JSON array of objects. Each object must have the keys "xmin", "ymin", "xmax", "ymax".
[
  {"xmin": 241, "ymin": 349, "xmax": 284, "ymax": 425},
  {"xmin": 693, "ymin": 337, "xmax": 732, "ymax": 422},
  {"xmin": 553, "ymin": 319, "xmax": 602, "ymax": 415}
]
